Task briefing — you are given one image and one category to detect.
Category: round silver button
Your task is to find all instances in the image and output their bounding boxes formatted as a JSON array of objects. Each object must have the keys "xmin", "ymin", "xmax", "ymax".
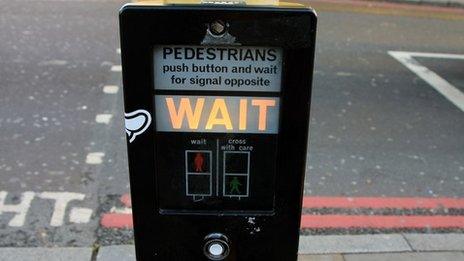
[
  {"xmin": 203, "ymin": 233, "xmax": 230, "ymax": 260},
  {"xmin": 208, "ymin": 243, "xmax": 224, "ymax": 256}
]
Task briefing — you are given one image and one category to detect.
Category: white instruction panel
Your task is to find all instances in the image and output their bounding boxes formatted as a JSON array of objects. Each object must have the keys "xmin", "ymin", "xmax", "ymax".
[{"xmin": 154, "ymin": 45, "xmax": 282, "ymax": 92}]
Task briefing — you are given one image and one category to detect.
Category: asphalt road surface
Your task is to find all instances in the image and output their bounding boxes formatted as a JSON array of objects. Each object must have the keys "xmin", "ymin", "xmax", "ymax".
[
  {"xmin": 0, "ymin": 0, "xmax": 463, "ymax": 247},
  {"xmin": 307, "ymin": 6, "xmax": 464, "ymax": 198}
]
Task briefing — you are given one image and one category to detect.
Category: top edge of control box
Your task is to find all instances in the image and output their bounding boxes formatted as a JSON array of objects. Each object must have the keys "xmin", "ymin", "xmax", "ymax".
[
  {"xmin": 130, "ymin": 0, "xmax": 310, "ymax": 9},
  {"xmin": 154, "ymin": 45, "xmax": 283, "ymax": 92}
]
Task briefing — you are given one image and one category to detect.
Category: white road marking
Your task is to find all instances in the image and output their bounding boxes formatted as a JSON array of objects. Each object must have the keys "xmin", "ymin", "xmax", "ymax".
[
  {"xmin": 109, "ymin": 206, "xmax": 132, "ymax": 214},
  {"xmin": 394, "ymin": 52, "xmax": 464, "ymax": 60},
  {"xmin": 39, "ymin": 192, "xmax": 87, "ymax": 226},
  {"xmin": 69, "ymin": 207, "xmax": 93, "ymax": 224},
  {"xmin": 0, "ymin": 191, "xmax": 92, "ymax": 227},
  {"xmin": 389, "ymin": 51, "xmax": 464, "ymax": 112},
  {"xmin": 0, "ymin": 191, "xmax": 35, "ymax": 227},
  {"xmin": 111, "ymin": 65, "xmax": 122, "ymax": 72},
  {"xmin": 38, "ymin": 60, "xmax": 68, "ymax": 66},
  {"xmin": 336, "ymin": 72, "xmax": 353, "ymax": 77},
  {"xmin": 85, "ymin": 152, "xmax": 105, "ymax": 164},
  {"xmin": 103, "ymin": 85, "xmax": 119, "ymax": 94},
  {"xmin": 95, "ymin": 114, "xmax": 113, "ymax": 124}
]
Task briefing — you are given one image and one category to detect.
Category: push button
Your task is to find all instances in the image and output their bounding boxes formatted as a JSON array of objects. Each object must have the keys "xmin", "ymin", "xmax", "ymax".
[
  {"xmin": 203, "ymin": 233, "xmax": 230, "ymax": 260},
  {"xmin": 208, "ymin": 243, "xmax": 224, "ymax": 256}
]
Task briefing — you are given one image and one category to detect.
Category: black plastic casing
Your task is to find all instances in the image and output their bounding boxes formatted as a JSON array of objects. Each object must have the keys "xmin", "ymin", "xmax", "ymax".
[{"xmin": 119, "ymin": 4, "xmax": 317, "ymax": 260}]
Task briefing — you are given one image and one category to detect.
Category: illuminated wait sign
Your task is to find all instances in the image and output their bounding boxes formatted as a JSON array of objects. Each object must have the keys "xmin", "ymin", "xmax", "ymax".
[{"xmin": 155, "ymin": 95, "xmax": 279, "ymax": 134}]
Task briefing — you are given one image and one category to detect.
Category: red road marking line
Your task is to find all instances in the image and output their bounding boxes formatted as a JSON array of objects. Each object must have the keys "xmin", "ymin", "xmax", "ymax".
[
  {"xmin": 303, "ymin": 196, "xmax": 464, "ymax": 209},
  {"xmin": 101, "ymin": 213, "xmax": 133, "ymax": 229},
  {"xmin": 120, "ymin": 195, "xmax": 464, "ymax": 209},
  {"xmin": 301, "ymin": 215, "xmax": 464, "ymax": 229},
  {"xmin": 101, "ymin": 213, "xmax": 464, "ymax": 229},
  {"xmin": 101, "ymin": 195, "xmax": 464, "ymax": 229}
]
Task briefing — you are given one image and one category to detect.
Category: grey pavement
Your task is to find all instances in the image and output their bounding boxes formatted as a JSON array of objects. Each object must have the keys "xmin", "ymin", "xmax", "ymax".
[
  {"xmin": 102, "ymin": 251, "xmax": 464, "ymax": 261},
  {"xmin": 298, "ymin": 234, "xmax": 464, "ymax": 254},
  {"xmin": 298, "ymin": 234, "xmax": 411, "ymax": 254},
  {"xmin": 404, "ymin": 233, "xmax": 464, "ymax": 251},
  {"xmin": 299, "ymin": 255, "xmax": 345, "ymax": 261},
  {"xmin": 91, "ymin": 234, "xmax": 464, "ymax": 260},
  {"xmin": 344, "ymin": 252, "xmax": 464, "ymax": 261},
  {"xmin": 4, "ymin": 233, "xmax": 464, "ymax": 261},
  {"xmin": 0, "ymin": 247, "xmax": 93, "ymax": 261},
  {"xmin": 97, "ymin": 245, "xmax": 135, "ymax": 261}
]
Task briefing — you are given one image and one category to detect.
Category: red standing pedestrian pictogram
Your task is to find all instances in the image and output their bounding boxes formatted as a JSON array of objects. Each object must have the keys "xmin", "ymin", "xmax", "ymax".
[{"xmin": 194, "ymin": 153, "xmax": 204, "ymax": 172}]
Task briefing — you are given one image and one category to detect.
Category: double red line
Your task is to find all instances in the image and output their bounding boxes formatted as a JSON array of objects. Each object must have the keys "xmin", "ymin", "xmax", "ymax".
[
  {"xmin": 101, "ymin": 195, "xmax": 464, "ymax": 229},
  {"xmin": 301, "ymin": 196, "xmax": 464, "ymax": 229}
]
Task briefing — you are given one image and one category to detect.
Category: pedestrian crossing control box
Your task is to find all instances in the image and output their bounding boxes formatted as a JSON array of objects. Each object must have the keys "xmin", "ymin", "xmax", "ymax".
[{"xmin": 120, "ymin": 1, "xmax": 317, "ymax": 260}]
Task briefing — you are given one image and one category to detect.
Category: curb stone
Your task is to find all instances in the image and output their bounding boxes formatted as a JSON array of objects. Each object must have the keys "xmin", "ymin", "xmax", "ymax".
[
  {"xmin": 298, "ymin": 234, "xmax": 464, "ymax": 254},
  {"xmin": 0, "ymin": 247, "xmax": 93, "ymax": 261},
  {"xmin": 298, "ymin": 254, "xmax": 344, "ymax": 261},
  {"xmin": 97, "ymin": 245, "xmax": 136, "ymax": 261},
  {"xmin": 298, "ymin": 234, "xmax": 411, "ymax": 254},
  {"xmin": 344, "ymin": 252, "xmax": 464, "ymax": 261},
  {"xmin": 403, "ymin": 233, "xmax": 464, "ymax": 251}
]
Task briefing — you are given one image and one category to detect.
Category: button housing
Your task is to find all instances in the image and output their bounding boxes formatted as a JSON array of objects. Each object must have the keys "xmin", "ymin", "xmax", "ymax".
[{"xmin": 203, "ymin": 233, "xmax": 230, "ymax": 260}]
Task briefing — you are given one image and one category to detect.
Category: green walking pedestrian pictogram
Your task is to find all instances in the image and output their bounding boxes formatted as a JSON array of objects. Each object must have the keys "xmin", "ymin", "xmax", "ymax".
[{"xmin": 229, "ymin": 177, "xmax": 242, "ymax": 194}]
